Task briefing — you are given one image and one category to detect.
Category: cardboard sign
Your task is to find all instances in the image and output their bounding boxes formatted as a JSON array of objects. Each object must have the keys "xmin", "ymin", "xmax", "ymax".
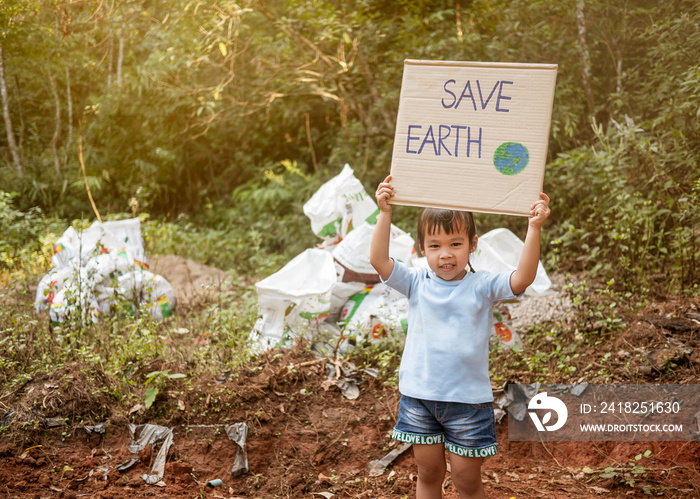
[{"xmin": 389, "ymin": 60, "xmax": 558, "ymax": 216}]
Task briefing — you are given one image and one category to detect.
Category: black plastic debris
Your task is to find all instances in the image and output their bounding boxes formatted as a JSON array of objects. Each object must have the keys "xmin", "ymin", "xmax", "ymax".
[
  {"xmin": 2, "ymin": 409, "xmax": 15, "ymax": 427},
  {"xmin": 116, "ymin": 457, "xmax": 140, "ymax": 472},
  {"xmin": 82, "ymin": 423, "xmax": 106, "ymax": 434}
]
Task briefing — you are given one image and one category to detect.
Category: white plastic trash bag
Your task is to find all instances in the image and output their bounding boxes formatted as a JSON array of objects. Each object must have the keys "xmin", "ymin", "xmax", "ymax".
[
  {"xmin": 339, "ymin": 283, "xmax": 408, "ymax": 345},
  {"xmin": 100, "ymin": 218, "xmax": 147, "ymax": 266},
  {"xmin": 36, "ymin": 218, "xmax": 175, "ymax": 323},
  {"xmin": 252, "ymin": 249, "xmax": 337, "ymax": 351},
  {"xmin": 114, "ymin": 270, "xmax": 177, "ymax": 319},
  {"xmin": 50, "ymin": 218, "xmax": 146, "ymax": 270},
  {"xmin": 51, "ymin": 227, "xmax": 81, "ymax": 268},
  {"xmin": 328, "ymin": 281, "xmax": 367, "ymax": 324},
  {"xmin": 35, "ymin": 266, "xmax": 76, "ymax": 312},
  {"xmin": 45, "ymin": 270, "xmax": 102, "ymax": 324},
  {"xmin": 490, "ymin": 305, "xmax": 523, "ymax": 349},
  {"xmin": 332, "ymin": 222, "xmax": 415, "ymax": 278},
  {"xmin": 51, "ymin": 223, "xmax": 124, "ymax": 269},
  {"xmin": 470, "ymin": 228, "xmax": 551, "ymax": 296},
  {"xmin": 302, "ymin": 164, "xmax": 379, "ymax": 247}
]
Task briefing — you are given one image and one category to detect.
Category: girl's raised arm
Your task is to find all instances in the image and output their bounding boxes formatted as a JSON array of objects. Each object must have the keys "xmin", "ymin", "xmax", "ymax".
[
  {"xmin": 370, "ymin": 176, "xmax": 396, "ymax": 280},
  {"xmin": 510, "ymin": 193, "xmax": 550, "ymax": 295}
]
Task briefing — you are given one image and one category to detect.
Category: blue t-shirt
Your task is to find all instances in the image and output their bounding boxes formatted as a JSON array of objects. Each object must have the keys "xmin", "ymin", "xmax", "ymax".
[{"xmin": 383, "ymin": 259, "xmax": 519, "ymax": 403}]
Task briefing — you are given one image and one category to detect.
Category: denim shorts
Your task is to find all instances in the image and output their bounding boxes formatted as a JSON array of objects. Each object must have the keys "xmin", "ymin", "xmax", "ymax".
[{"xmin": 392, "ymin": 395, "xmax": 498, "ymax": 458}]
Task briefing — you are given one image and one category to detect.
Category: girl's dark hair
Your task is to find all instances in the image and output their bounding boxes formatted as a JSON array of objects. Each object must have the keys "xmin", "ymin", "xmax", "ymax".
[{"xmin": 417, "ymin": 208, "xmax": 478, "ymax": 272}]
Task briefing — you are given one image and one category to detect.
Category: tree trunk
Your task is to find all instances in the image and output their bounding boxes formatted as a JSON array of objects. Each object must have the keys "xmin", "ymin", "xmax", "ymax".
[
  {"xmin": 14, "ymin": 74, "xmax": 24, "ymax": 156},
  {"xmin": 107, "ymin": 35, "xmax": 113, "ymax": 87},
  {"xmin": 357, "ymin": 51, "xmax": 394, "ymax": 134},
  {"xmin": 455, "ymin": 0, "xmax": 463, "ymax": 41},
  {"xmin": 615, "ymin": 57, "xmax": 622, "ymax": 94},
  {"xmin": 117, "ymin": 25, "xmax": 124, "ymax": 86},
  {"xmin": 48, "ymin": 64, "xmax": 61, "ymax": 175},
  {"xmin": 576, "ymin": 0, "xmax": 595, "ymax": 114},
  {"xmin": 65, "ymin": 63, "xmax": 73, "ymax": 159},
  {"xmin": 0, "ymin": 43, "xmax": 22, "ymax": 176}
]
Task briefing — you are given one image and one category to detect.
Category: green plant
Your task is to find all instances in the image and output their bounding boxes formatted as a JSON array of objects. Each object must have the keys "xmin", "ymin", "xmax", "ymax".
[
  {"xmin": 548, "ymin": 107, "xmax": 699, "ymax": 294},
  {"xmin": 564, "ymin": 278, "xmax": 627, "ymax": 336},
  {"xmin": 0, "ymin": 192, "xmax": 55, "ymax": 281},
  {"xmin": 143, "ymin": 370, "xmax": 186, "ymax": 409},
  {"xmin": 375, "ymin": 349, "xmax": 401, "ymax": 388},
  {"xmin": 583, "ymin": 450, "xmax": 656, "ymax": 494}
]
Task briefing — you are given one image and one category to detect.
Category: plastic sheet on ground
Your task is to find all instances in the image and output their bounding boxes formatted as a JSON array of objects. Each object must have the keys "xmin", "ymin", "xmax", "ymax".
[
  {"xmin": 367, "ymin": 442, "xmax": 412, "ymax": 477},
  {"xmin": 322, "ymin": 359, "xmax": 377, "ymax": 400},
  {"xmin": 493, "ymin": 382, "xmax": 589, "ymax": 423},
  {"xmin": 1, "ymin": 408, "xmax": 67, "ymax": 429},
  {"xmin": 81, "ymin": 423, "xmax": 106, "ymax": 434},
  {"xmin": 127, "ymin": 424, "xmax": 174, "ymax": 485},
  {"xmin": 34, "ymin": 218, "xmax": 176, "ymax": 323},
  {"xmin": 226, "ymin": 422, "xmax": 249, "ymax": 478}
]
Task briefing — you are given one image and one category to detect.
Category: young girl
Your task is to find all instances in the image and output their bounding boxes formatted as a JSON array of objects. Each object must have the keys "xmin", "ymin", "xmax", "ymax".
[{"xmin": 370, "ymin": 175, "xmax": 550, "ymax": 499}]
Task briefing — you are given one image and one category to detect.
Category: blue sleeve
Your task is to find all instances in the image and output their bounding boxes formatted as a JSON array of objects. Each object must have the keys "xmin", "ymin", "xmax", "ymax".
[
  {"xmin": 381, "ymin": 258, "xmax": 415, "ymax": 298},
  {"xmin": 478, "ymin": 270, "xmax": 523, "ymax": 303}
]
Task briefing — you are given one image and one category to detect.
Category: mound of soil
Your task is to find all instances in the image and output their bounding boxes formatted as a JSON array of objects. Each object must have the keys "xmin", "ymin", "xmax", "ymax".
[
  {"xmin": 148, "ymin": 255, "xmax": 232, "ymax": 307},
  {"xmin": 3, "ymin": 363, "xmax": 120, "ymax": 425}
]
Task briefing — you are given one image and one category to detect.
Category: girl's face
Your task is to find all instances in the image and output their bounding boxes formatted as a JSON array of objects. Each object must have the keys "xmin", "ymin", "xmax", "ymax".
[{"xmin": 421, "ymin": 225, "xmax": 477, "ymax": 281}]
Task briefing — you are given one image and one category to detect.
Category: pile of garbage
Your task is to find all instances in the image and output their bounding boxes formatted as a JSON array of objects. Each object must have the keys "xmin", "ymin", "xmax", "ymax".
[
  {"xmin": 34, "ymin": 218, "xmax": 176, "ymax": 323},
  {"xmin": 250, "ymin": 164, "xmax": 552, "ymax": 355}
]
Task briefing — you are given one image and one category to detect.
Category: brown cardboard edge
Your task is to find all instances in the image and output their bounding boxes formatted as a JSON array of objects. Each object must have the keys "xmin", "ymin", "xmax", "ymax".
[
  {"xmin": 404, "ymin": 59, "xmax": 559, "ymax": 70},
  {"xmin": 387, "ymin": 198, "xmax": 531, "ymax": 217}
]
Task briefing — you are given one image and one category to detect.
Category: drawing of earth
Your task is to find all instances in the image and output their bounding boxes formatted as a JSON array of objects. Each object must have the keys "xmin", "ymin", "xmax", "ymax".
[{"xmin": 493, "ymin": 142, "xmax": 529, "ymax": 175}]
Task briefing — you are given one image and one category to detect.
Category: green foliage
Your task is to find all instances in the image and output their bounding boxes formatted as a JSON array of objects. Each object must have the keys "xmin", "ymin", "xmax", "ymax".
[
  {"xmin": 0, "ymin": 1, "xmax": 698, "ymax": 294},
  {"xmin": 545, "ymin": 3, "xmax": 700, "ymax": 292},
  {"xmin": 548, "ymin": 112, "xmax": 699, "ymax": 292},
  {"xmin": 144, "ymin": 370, "xmax": 186, "ymax": 409},
  {"xmin": 0, "ymin": 192, "xmax": 55, "ymax": 280},
  {"xmin": 583, "ymin": 450, "xmax": 657, "ymax": 495},
  {"xmin": 0, "ymin": 192, "xmax": 43, "ymax": 267},
  {"xmin": 490, "ymin": 330, "xmax": 583, "ymax": 384},
  {"xmin": 350, "ymin": 345, "xmax": 401, "ymax": 387},
  {"xmin": 141, "ymin": 161, "xmax": 320, "ymax": 276},
  {"xmin": 489, "ymin": 275, "xmax": 635, "ymax": 384},
  {"xmin": 564, "ymin": 278, "xmax": 628, "ymax": 335}
]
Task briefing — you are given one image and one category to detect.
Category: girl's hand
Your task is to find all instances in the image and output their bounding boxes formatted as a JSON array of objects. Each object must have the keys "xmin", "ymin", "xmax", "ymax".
[
  {"xmin": 375, "ymin": 175, "xmax": 395, "ymax": 213},
  {"xmin": 529, "ymin": 192, "xmax": 551, "ymax": 229}
]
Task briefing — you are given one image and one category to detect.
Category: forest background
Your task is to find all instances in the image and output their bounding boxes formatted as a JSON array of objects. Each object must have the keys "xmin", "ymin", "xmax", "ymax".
[{"xmin": 0, "ymin": 0, "xmax": 698, "ymax": 293}]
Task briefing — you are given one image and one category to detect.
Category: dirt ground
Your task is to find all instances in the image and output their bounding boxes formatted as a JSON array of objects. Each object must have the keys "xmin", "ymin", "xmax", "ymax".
[
  {"xmin": 147, "ymin": 255, "xmax": 233, "ymax": 306},
  {"xmin": 1, "ymin": 259, "xmax": 699, "ymax": 498},
  {"xmin": 2, "ymin": 342, "xmax": 699, "ymax": 499}
]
